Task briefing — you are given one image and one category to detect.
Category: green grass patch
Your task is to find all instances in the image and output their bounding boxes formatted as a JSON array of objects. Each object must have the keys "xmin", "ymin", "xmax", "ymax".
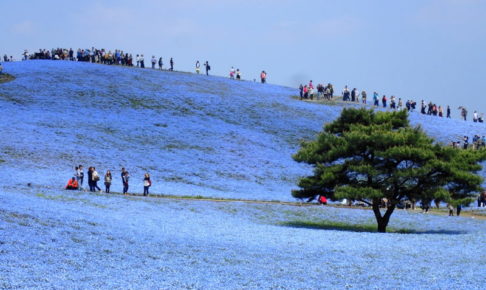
[
  {"xmin": 0, "ymin": 73, "xmax": 15, "ymax": 84},
  {"xmin": 281, "ymin": 220, "xmax": 413, "ymax": 234}
]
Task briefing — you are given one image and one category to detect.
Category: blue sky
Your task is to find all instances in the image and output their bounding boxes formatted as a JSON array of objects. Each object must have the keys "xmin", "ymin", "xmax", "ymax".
[{"xmin": 1, "ymin": 0, "xmax": 486, "ymax": 116}]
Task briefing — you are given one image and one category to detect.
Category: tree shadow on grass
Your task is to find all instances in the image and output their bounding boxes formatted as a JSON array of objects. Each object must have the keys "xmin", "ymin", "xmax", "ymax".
[{"xmin": 280, "ymin": 220, "xmax": 467, "ymax": 235}]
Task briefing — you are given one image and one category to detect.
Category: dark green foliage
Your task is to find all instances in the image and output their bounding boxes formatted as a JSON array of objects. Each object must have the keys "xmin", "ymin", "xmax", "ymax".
[{"xmin": 293, "ymin": 108, "xmax": 486, "ymax": 232}]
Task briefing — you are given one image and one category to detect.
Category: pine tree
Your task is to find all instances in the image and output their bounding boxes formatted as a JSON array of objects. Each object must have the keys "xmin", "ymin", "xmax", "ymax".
[{"xmin": 293, "ymin": 108, "xmax": 485, "ymax": 232}]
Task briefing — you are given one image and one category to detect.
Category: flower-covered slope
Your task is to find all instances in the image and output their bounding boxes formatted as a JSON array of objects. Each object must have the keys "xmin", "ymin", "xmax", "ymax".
[{"xmin": 0, "ymin": 60, "xmax": 484, "ymax": 200}]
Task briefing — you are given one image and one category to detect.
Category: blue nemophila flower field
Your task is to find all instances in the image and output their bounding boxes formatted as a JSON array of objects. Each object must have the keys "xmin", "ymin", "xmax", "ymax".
[
  {"xmin": 0, "ymin": 61, "xmax": 486, "ymax": 288},
  {"xmin": 0, "ymin": 60, "xmax": 484, "ymax": 200},
  {"xmin": 1, "ymin": 185, "xmax": 486, "ymax": 288}
]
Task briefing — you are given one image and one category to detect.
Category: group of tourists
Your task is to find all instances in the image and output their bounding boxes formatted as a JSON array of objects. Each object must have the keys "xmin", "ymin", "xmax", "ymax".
[
  {"xmin": 451, "ymin": 134, "xmax": 486, "ymax": 150},
  {"xmin": 15, "ymin": 47, "xmax": 272, "ymax": 83},
  {"xmin": 298, "ymin": 81, "xmax": 334, "ymax": 100},
  {"xmin": 65, "ymin": 165, "xmax": 152, "ymax": 196},
  {"xmin": 25, "ymin": 48, "xmax": 177, "ymax": 71},
  {"xmin": 297, "ymin": 81, "xmax": 486, "ymax": 123}
]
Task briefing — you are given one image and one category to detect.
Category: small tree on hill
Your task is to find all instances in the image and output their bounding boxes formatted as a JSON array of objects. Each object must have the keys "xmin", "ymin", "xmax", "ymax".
[{"xmin": 292, "ymin": 108, "xmax": 485, "ymax": 233}]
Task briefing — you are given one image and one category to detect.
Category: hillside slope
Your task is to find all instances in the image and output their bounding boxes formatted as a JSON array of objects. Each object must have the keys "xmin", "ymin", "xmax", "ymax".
[{"xmin": 0, "ymin": 61, "xmax": 484, "ymax": 201}]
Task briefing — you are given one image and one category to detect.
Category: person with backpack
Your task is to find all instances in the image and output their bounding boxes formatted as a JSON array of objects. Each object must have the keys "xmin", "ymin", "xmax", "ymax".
[
  {"xmin": 104, "ymin": 170, "xmax": 112, "ymax": 193},
  {"xmin": 203, "ymin": 61, "xmax": 210, "ymax": 75},
  {"xmin": 260, "ymin": 71, "xmax": 267, "ymax": 83},
  {"xmin": 122, "ymin": 171, "xmax": 130, "ymax": 195},
  {"xmin": 143, "ymin": 173, "xmax": 152, "ymax": 196},
  {"xmin": 92, "ymin": 167, "xmax": 101, "ymax": 192}
]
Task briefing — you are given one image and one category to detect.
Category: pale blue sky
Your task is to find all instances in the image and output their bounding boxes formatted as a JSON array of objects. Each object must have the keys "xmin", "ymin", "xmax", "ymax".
[{"xmin": 1, "ymin": 0, "xmax": 486, "ymax": 116}]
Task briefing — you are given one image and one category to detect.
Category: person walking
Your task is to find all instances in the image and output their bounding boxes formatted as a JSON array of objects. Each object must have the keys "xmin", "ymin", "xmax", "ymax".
[
  {"xmin": 446, "ymin": 105, "xmax": 451, "ymax": 118},
  {"xmin": 195, "ymin": 61, "xmax": 200, "ymax": 74},
  {"xmin": 236, "ymin": 69, "xmax": 241, "ymax": 80},
  {"xmin": 143, "ymin": 173, "xmax": 151, "ymax": 196},
  {"xmin": 260, "ymin": 71, "xmax": 267, "ymax": 83},
  {"xmin": 203, "ymin": 61, "xmax": 210, "ymax": 75},
  {"xmin": 122, "ymin": 171, "xmax": 129, "ymax": 195},
  {"xmin": 170, "ymin": 58, "xmax": 174, "ymax": 71},
  {"xmin": 158, "ymin": 57, "xmax": 163, "ymax": 70},
  {"xmin": 104, "ymin": 170, "xmax": 112, "ymax": 193},
  {"xmin": 229, "ymin": 67, "xmax": 235, "ymax": 79},
  {"xmin": 140, "ymin": 55, "xmax": 145, "ymax": 68},
  {"xmin": 92, "ymin": 167, "xmax": 101, "ymax": 192}
]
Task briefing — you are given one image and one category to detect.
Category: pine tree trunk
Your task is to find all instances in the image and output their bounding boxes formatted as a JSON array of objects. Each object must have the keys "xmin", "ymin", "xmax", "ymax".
[{"xmin": 372, "ymin": 199, "xmax": 396, "ymax": 233}]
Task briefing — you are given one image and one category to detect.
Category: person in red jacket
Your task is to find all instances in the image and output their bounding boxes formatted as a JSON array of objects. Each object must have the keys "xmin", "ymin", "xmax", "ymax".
[
  {"xmin": 318, "ymin": 195, "xmax": 327, "ymax": 205},
  {"xmin": 66, "ymin": 177, "xmax": 79, "ymax": 190}
]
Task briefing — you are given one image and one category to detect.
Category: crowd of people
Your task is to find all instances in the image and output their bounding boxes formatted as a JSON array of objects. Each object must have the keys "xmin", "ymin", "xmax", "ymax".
[
  {"xmin": 65, "ymin": 165, "xmax": 152, "ymax": 196},
  {"xmin": 11, "ymin": 48, "xmax": 270, "ymax": 83},
  {"xmin": 297, "ymin": 80, "xmax": 486, "ymax": 123}
]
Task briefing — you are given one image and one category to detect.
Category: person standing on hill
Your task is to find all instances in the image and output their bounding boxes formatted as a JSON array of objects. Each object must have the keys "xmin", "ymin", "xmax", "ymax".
[
  {"xmin": 236, "ymin": 69, "xmax": 241, "ymax": 80},
  {"xmin": 351, "ymin": 88, "xmax": 357, "ymax": 102},
  {"xmin": 76, "ymin": 165, "xmax": 84, "ymax": 190},
  {"xmin": 204, "ymin": 61, "xmax": 210, "ymax": 75},
  {"xmin": 260, "ymin": 71, "xmax": 267, "ymax": 83},
  {"xmin": 373, "ymin": 92, "xmax": 379, "ymax": 106},
  {"xmin": 170, "ymin": 58, "xmax": 174, "ymax": 71},
  {"xmin": 143, "ymin": 173, "xmax": 151, "ymax": 196},
  {"xmin": 104, "ymin": 170, "xmax": 112, "ymax": 193},
  {"xmin": 195, "ymin": 61, "xmax": 200, "ymax": 74},
  {"xmin": 136, "ymin": 54, "xmax": 140, "ymax": 67},
  {"xmin": 158, "ymin": 57, "xmax": 163, "ymax": 70},
  {"xmin": 299, "ymin": 84, "xmax": 304, "ymax": 100},
  {"xmin": 229, "ymin": 67, "xmax": 235, "ymax": 79},
  {"xmin": 361, "ymin": 91, "xmax": 367, "ymax": 104},
  {"xmin": 461, "ymin": 107, "xmax": 467, "ymax": 121},
  {"xmin": 446, "ymin": 105, "xmax": 451, "ymax": 118},
  {"xmin": 382, "ymin": 95, "xmax": 387, "ymax": 108},
  {"xmin": 121, "ymin": 167, "xmax": 126, "ymax": 185},
  {"xmin": 151, "ymin": 56, "xmax": 156, "ymax": 69},
  {"xmin": 342, "ymin": 86, "xmax": 350, "ymax": 101},
  {"xmin": 140, "ymin": 55, "xmax": 145, "ymax": 68},
  {"xmin": 92, "ymin": 167, "xmax": 101, "ymax": 192},
  {"xmin": 122, "ymin": 171, "xmax": 130, "ymax": 195},
  {"xmin": 87, "ymin": 167, "xmax": 94, "ymax": 192}
]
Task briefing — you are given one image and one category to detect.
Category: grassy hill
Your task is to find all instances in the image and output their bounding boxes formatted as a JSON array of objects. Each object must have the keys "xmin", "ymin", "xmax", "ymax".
[{"xmin": 1, "ymin": 60, "xmax": 484, "ymax": 201}]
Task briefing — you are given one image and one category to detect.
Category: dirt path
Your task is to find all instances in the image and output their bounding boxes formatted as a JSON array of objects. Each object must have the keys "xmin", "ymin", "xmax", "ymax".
[{"xmin": 73, "ymin": 189, "xmax": 486, "ymax": 220}]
